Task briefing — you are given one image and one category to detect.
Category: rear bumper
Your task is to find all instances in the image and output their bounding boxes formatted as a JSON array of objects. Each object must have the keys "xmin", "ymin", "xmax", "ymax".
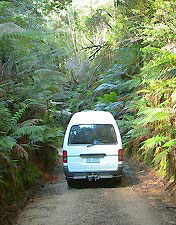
[{"xmin": 63, "ymin": 165, "xmax": 123, "ymax": 180}]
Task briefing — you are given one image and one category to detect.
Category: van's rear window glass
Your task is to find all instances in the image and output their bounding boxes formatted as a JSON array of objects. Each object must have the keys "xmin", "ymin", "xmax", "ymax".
[{"xmin": 68, "ymin": 124, "xmax": 117, "ymax": 145}]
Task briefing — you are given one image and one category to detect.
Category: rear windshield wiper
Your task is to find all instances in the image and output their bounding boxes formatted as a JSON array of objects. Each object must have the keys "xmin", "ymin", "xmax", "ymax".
[
  {"xmin": 87, "ymin": 142, "xmax": 117, "ymax": 147},
  {"xmin": 87, "ymin": 142, "xmax": 103, "ymax": 147},
  {"xmin": 87, "ymin": 143, "xmax": 96, "ymax": 147}
]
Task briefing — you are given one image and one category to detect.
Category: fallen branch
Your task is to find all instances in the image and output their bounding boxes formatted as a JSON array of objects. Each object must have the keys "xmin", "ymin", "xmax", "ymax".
[
  {"xmin": 80, "ymin": 45, "xmax": 102, "ymax": 50},
  {"xmin": 85, "ymin": 36, "xmax": 95, "ymax": 46},
  {"xmin": 88, "ymin": 43, "xmax": 108, "ymax": 61}
]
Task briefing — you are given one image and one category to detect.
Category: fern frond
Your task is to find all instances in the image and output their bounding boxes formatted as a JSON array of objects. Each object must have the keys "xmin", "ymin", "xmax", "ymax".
[
  {"xmin": 152, "ymin": 149, "xmax": 169, "ymax": 164},
  {"xmin": 124, "ymin": 77, "xmax": 141, "ymax": 91},
  {"xmin": 139, "ymin": 136, "xmax": 168, "ymax": 164},
  {"xmin": 137, "ymin": 107, "xmax": 170, "ymax": 126},
  {"xmin": 164, "ymin": 68, "xmax": 176, "ymax": 79},
  {"xmin": 0, "ymin": 136, "xmax": 16, "ymax": 151},
  {"xmin": 19, "ymin": 119, "xmax": 42, "ymax": 127},
  {"xmin": 13, "ymin": 125, "xmax": 47, "ymax": 142},
  {"xmin": 0, "ymin": 101, "xmax": 12, "ymax": 131},
  {"xmin": 133, "ymin": 127, "xmax": 151, "ymax": 138},
  {"xmin": 141, "ymin": 51, "xmax": 176, "ymax": 80},
  {"xmin": 10, "ymin": 104, "xmax": 29, "ymax": 128},
  {"xmin": 0, "ymin": 22, "xmax": 23, "ymax": 34},
  {"xmin": 43, "ymin": 127, "xmax": 64, "ymax": 142},
  {"xmin": 140, "ymin": 135, "xmax": 168, "ymax": 150},
  {"xmin": 163, "ymin": 139, "xmax": 176, "ymax": 148},
  {"xmin": 0, "ymin": 23, "xmax": 48, "ymax": 40}
]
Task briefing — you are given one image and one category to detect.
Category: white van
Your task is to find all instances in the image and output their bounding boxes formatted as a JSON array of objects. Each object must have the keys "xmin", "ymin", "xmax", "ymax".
[{"xmin": 62, "ymin": 111, "xmax": 123, "ymax": 186}]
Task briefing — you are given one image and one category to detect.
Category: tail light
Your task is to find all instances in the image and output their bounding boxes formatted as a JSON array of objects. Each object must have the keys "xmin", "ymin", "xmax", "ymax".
[
  {"xmin": 63, "ymin": 150, "xmax": 67, "ymax": 163},
  {"xmin": 118, "ymin": 149, "xmax": 123, "ymax": 161}
]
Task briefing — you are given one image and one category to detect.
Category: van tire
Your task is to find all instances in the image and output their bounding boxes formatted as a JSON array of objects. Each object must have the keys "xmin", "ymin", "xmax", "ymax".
[
  {"xmin": 117, "ymin": 177, "xmax": 122, "ymax": 183},
  {"xmin": 113, "ymin": 177, "xmax": 122, "ymax": 185},
  {"xmin": 66, "ymin": 179, "xmax": 75, "ymax": 187}
]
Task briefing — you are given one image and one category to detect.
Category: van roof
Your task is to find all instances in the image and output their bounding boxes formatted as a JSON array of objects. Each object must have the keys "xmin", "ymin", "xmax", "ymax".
[{"xmin": 69, "ymin": 111, "xmax": 116, "ymax": 125}]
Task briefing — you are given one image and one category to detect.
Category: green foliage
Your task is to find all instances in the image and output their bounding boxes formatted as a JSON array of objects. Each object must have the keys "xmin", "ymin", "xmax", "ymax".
[
  {"xmin": 137, "ymin": 107, "xmax": 170, "ymax": 126},
  {"xmin": 141, "ymin": 51, "xmax": 176, "ymax": 80},
  {"xmin": 124, "ymin": 77, "xmax": 141, "ymax": 91},
  {"xmin": 104, "ymin": 0, "xmax": 176, "ymax": 182},
  {"xmin": 84, "ymin": 7, "xmax": 111, "ymax": 40},
  {"xmin": 141, "ymin": 136, "xmax": 168, "ymax": 151},
  {"xmin": 97, "ymin": 92, "xmax": 118, "ymax": 103},
  {"xmin": 163, "ymin": 139, "xmax": 176, "ymax": 148},
  {"xmin": 0, "ymin": 101, "xmax": 11, "ymax": 132},
  {"xmin": 0, "ymin": 136, "xmax": 16, "ymax": 151},
  {"xmin": 0, "ymin": 0, "xmax": 73, "ymax": 217}
]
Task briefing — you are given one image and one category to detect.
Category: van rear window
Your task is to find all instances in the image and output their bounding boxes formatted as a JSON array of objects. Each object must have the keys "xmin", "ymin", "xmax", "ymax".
[{"xmin": 68, "ymin": 124, "xmax": 117, "ymax": 145}]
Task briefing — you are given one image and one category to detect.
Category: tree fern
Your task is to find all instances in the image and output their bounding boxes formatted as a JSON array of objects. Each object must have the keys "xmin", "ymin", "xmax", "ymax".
[
  {"xmin": 13, "ymin": 125, "xmax": 47, "ymax": 143},
  {"xmin": 124, "ymin": 77, "xmax": 141, "ymax": 91},
  {"xmin": 141, "ymin": 51, "xmax": 176, "ymax": 80},
  {"xmin": 0, "ymin": 136, "xmax": 16, "ymax": 152},
  {"xmin": 152, "ymin": 149, "xmax": 169, "ymax": 165},
  {"xmin": 10, "ymin": 104, "xmax": 29, "ymax": 128},
  {"xmin": 137, "ymin": 107, "xmax": 170, "ymax": 127},
  {"xmin": 140, "ymin": 135, "xmax": 168, "ymax": 164},
  {"xmin": 0, "ymin": 23, "xmax": 23, "ymax": 35},
  {"xmin": 140, "ymin": 135, "xmax": 168, "ymax": 151}
]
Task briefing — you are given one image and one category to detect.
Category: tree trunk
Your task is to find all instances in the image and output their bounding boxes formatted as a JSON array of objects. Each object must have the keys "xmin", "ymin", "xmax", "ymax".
[
  {"xmin": 67, "ymin": 11, "xmax": 78, "ymax": 56},
  {"xmin": 114, "ymin": 0, "xmax": 119, "ymax": 18}
]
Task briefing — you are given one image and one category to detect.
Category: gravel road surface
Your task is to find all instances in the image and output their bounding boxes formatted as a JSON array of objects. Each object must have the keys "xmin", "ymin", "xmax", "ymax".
[{"xmin": 15, "ymin": 157, "xmax": 176, "ymax": 225}]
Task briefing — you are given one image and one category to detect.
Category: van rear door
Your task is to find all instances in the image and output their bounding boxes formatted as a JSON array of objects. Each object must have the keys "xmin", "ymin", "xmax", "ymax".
[{"xmin": 66, "ymin": 124, "xmax": 121, "ymax": 172}]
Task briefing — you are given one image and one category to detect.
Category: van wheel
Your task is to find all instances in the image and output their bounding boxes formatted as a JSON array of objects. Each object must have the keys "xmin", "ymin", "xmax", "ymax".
[
  {"xmin": 117, "ymin": 177, "xmax": 122, "ymax": 183},
  {"xmin": 66, "ymin": 179, "xmax": 75, "ymax": 187},
  {"xmin": 113, "ymin": 177, "xmax": 122, "ymax": 185}
]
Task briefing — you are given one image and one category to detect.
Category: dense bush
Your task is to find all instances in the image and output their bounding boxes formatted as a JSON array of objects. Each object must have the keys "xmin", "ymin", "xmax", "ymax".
[{"xmin": 0, "ymin": 0, "xmax": 71, "ymax": 219}]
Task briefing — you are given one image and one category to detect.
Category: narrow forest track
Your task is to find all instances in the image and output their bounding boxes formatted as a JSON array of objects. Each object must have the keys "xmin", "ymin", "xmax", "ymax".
[{"xmin": 15, "ymin": 154, "xmax": 176, "ymax": 225}]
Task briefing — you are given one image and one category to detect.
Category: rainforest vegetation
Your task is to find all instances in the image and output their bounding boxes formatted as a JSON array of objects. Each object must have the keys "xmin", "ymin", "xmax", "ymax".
[{"xmin": 1, "ymin": 0, "xmax": 176, "ymax": 223}]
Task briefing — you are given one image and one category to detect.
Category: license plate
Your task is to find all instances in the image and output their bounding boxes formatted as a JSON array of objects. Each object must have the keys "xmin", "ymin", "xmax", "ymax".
[{"xmin": 86, "ymin": 158, "xmax": 100, "ymax": 163}]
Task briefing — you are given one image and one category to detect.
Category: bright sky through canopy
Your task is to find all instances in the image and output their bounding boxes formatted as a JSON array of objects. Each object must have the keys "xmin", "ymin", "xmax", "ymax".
[{"xmin": 72, "ymin": 0, "xmax": 112, "ymax": 9}]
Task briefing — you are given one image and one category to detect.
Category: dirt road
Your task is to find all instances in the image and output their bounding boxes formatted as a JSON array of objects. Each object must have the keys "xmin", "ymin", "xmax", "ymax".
[{"xmin": 15, "ymin": 159, "xmax": 176, "ymax": 225}]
